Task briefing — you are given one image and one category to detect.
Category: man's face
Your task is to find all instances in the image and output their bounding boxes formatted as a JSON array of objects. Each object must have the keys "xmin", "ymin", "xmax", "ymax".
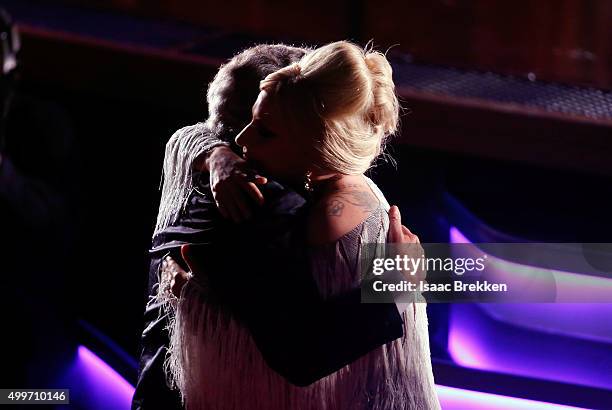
[{"xmin": 234, "ymin": 89, "xmax": 311, "ymax": 182}]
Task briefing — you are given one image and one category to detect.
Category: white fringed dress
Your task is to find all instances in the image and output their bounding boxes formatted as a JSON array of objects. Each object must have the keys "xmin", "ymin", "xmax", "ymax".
[{"xmin": 167, "ymin": 181, "xmax": 441, "ymax": 410}]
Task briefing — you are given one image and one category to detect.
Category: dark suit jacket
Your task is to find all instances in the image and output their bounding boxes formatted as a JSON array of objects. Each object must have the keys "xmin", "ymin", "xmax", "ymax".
[{"xmin": 132, "ymin": 173, "xmax": 403, "ymax": 409}]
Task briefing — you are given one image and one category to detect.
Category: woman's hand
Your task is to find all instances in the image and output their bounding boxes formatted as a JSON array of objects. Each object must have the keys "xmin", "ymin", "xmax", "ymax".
[
  {"xmin": 161, "ymin": 256, "xmax": 191, "ymax": 298},
  {"xmin": 388, "ymin": 205, "xmax": 426, "ymax": 284},
  {"xmin": 388, "ymin": 205, "xmax": 420, "ymax": 243},
  {"xmin": 388, "ymin": 205, "xmax": 424, "ymax": 317},
  {"xmin": 201, "ymin": 146, "xmax": 267, "ymax": 223}
]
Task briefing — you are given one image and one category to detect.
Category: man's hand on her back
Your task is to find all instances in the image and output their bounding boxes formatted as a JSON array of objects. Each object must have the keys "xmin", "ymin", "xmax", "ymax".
[{"xmin": 202, "ymin": 146, "xmax": 267, "ymax": 223}]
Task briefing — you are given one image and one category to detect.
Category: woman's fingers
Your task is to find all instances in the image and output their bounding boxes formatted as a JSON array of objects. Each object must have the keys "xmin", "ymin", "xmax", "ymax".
[
  {"xmin": 401, "ymin": 225, "xmax": 420, "ymax": 243},
  {"xmin": 160, "ymin": 258, "xmax": 170, "ymax": 282},
  {"xmin": 388, "ymin": 205, "xmax": 403, "ymax": 243},
  {"xmin": 385, "ymin": 210, "xmax": 426, "ymax": 283},
  {"xmin": 162, "ymin": 255, "xmax": 190, "ymax": 297},
  {"xmin": 388, "ymin": 206, "xmax": 421, "ymax": 245}
]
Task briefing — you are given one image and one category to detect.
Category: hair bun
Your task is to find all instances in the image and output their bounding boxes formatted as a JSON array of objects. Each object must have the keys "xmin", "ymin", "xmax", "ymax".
[
  {"xmin": 363, "ymin": 51, "xmax": 399, "ymax": 137},
  {"xmin": 259, "ymin": 41, "xmax": 400, "ymax": 175}
]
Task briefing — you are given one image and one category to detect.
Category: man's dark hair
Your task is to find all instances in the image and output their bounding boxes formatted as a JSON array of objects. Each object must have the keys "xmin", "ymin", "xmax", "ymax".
[
  {"xmin": 156, "ymin": 44, "xmax": 309, "ymax": 233},
  {"xmin": 206, "ymin": 44, "xmax": 309, "ymax": 144}
]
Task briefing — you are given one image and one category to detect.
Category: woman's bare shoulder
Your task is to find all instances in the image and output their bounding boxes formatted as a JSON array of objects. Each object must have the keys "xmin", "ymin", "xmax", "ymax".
[{"xmin": 307, "ymin": 184, "xmax": 380, "ymax": 246}]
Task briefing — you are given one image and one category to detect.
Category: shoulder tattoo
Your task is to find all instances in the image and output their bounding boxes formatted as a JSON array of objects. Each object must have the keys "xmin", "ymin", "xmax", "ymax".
[
  {"xmin": 325, "ymin": 189, "xmax": 379, "ymax": 217},
  {"xmin": 327, "ymin": 199, "xmax": 345, "ymax": 216}
]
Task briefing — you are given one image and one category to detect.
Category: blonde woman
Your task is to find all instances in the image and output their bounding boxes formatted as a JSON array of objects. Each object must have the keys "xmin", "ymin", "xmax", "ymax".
[{"xmin": 168, "ymin": 41, "xmax": 441, "ymax": 409}]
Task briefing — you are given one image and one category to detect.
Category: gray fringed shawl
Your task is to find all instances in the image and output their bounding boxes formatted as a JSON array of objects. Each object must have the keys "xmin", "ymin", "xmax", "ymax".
[{"xmin": 154, "ymin": 122, "xmax": 229, "ymax": 236}]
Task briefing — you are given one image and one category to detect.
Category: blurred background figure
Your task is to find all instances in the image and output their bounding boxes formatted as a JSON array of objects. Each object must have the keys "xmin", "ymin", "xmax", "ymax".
[{"xmin": 0, "ymin": 7, "xmax": 76, "ymax": 389}]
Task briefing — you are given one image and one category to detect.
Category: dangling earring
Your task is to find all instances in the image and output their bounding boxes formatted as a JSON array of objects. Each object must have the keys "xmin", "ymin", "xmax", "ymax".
[{"xmin": 304, "ymin": 170, "xmax": 313, "ymax": 193}]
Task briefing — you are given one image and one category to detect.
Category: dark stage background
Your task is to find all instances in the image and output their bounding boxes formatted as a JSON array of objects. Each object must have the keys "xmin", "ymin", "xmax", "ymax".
[{"xmin": 1, "ymin": 0, "xmax": 611, "ymax": 408}]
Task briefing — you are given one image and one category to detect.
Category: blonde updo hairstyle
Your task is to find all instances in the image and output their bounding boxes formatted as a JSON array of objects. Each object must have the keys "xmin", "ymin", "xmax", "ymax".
[{"xmin": 260, "ymin": 41, "xmax": 400, "ymax": 175}]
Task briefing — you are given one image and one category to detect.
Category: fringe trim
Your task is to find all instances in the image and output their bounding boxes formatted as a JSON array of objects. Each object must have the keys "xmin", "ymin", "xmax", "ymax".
[
  {"xmin": 159, "ymin": 181, "xmax": 441, "ymax": 409},
  {"xmin": 162, "ymin": 284, "xmax": 440, "ymax": 410},
  {"xmin": 154, "ymin": 122, "xmax": 230, "ymax": 235}
]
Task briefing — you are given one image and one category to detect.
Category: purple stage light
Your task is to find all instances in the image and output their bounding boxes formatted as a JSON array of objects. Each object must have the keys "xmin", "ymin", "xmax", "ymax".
[
  {"xmin": 450, "ymin": 227, "xmax": 612, "ymax": 304},
  {"xmin": 63, "ymin": 346, "xmax": 135, "ymax": 410},
  {"xmin": 436, "ymin": 385, "xmax": 587, "ymax": 410},
  {"xmin": 73, "ymin": 345, "xmax": 586, "ymax": 410},
  {"xmin": 448, "ymin": 303, "xmax": 612, "ymax": 390},
  {"xmin": 450, "ymin": 226, "xmax": 470, "ymax": 244},
  {"xmin": 448, "ymin": 225, "xmax": 612, "ymax": 390},
  {"xmin": 450, "ymin": 225, "xmax": 612, "ymax": 341}
]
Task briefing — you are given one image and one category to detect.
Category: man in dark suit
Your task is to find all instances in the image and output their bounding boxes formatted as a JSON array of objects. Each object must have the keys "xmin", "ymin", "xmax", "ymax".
[{"xmin": 132, "ymin": 44, "xmax": 414, "ymax": 409}]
